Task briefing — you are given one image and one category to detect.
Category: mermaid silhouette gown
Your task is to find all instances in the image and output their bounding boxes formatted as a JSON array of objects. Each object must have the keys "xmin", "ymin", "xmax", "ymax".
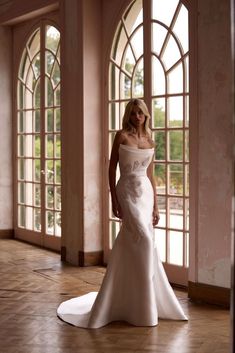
[{"xmin": 57, "ymin": 144, "xmax": 188, "ymax": 328}]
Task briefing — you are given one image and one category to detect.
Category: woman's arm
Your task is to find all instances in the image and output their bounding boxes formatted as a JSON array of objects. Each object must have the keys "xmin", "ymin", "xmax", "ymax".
[
  {"xmin": 108, "ymin": 131, "xmax": 124, "ymax": 219},
  {"xmin": 147, "ymin": 157, "xmax": 160, "ymax": 226}
]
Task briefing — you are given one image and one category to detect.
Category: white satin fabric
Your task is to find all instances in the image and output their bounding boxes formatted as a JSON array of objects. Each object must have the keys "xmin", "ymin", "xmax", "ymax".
[{"xmin": 57, "ymin": 144, "xmax": 188, "ymax": 328}]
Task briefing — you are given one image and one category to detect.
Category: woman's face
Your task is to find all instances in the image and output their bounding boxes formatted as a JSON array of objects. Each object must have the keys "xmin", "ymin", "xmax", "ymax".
[{"xmin": 129, "ymin": 105, "xmax": 145, "ymax": 128}]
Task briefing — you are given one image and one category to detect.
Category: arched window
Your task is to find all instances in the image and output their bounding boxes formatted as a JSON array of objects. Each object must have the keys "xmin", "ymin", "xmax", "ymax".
[
  {"xmin": 108, "ymin": 0, "xmax": 189, "ymax": 285},
  {"xmin": 16, "ymin": 22, "xmax": 61, "ymax": 250}
]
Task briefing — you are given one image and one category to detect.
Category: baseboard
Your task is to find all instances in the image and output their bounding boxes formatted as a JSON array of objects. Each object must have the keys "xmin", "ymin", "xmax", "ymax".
[
  {"xmin": 61, "ymin": 247, "xmax": 103, "ymax": 266},
  {"xmin": 79, "ymin": 250, "xmax": 103, "ymax": 266},
  {"xmin": 61, "ymin": 246, "xmax": 66, "ymax": 261},
  {"xmin": 188, "ymin": 280, "xmax": 230, "ymax": 308},
  {"xmin": 0, "ymin": 229, "xmax": 14, "ymax": 239}
]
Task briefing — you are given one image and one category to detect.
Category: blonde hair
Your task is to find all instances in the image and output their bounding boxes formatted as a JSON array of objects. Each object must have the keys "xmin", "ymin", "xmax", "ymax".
[{"xmin": 122, "ymin": 99, "xmax": 152, "ymax": 136}]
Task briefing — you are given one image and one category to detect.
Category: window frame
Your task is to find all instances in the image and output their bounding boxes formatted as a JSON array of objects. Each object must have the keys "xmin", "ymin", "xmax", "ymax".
[
  {"xmin": 103, "ymin": 0, "xmax": 198, "ymax": 286},
  {"xmin": 13, "ymin": 15, "xmax": 62, "ymax": 252}
]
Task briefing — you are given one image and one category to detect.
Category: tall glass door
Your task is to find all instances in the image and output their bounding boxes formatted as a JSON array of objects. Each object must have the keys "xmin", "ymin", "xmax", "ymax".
[
  {"xmin": 107, "ymin": 0, "xmax": 189, "ymax": 286},
  {"xmin": 15, "ymin": 21, "xmax": 61, "ymax": 251}
]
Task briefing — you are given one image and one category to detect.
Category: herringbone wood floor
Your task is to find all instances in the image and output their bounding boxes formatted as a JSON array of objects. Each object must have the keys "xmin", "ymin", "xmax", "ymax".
[{"xmin": 0, "ymin": 239, "xmax": 230, "ymax": 353}]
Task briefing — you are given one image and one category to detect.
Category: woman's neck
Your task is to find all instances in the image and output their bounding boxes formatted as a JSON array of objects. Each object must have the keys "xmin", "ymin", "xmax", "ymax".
[{"xmin": 135, "ymin": 126, "xmax": 145, "ymax": 137}]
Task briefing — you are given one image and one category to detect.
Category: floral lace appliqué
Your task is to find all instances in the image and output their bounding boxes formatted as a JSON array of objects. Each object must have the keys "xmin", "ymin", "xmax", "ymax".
[
  {"xmin": 124, "ymin": 175, "xmax": 143, "ymax": 203},
  {"xmin": 142, "ymin": 156, "xmax": 150, "ymax": 166},
  {"xmin": 123, "ymin": 163, "xmax": 132, "ymax": 173},
  {"xmin": 133, "ymin": 160, "xmax": 140, "ymax": 170}
]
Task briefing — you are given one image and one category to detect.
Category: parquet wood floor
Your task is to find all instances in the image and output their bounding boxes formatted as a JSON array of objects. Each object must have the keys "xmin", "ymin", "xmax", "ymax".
[{"xmin": 0, "ymin": 239, "xmax": 230, "ymax": 353}]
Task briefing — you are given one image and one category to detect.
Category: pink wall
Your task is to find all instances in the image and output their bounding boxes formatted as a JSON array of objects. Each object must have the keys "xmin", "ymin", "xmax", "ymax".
[
  {"xmin": 83, "ymin": 0, "xmax": 102, "ymax": 252},
  {"xmin": 197, "ymin": 0, "xmax": 233, "ymax": 288},
  {"xmin": 0, "ymin": 26, "xmax": 12, "ymax": 229}
]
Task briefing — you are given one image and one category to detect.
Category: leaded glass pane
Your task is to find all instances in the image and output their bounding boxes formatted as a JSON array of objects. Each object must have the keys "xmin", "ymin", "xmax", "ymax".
[
  {"xmin": 51, "ymin": 60, "xmax": 60, "ymax": 86},
  {"xmin": 152, "ymin": 98, "xmax": 165, "ymax": 128},
  {"xmin": 109, "ymin": 102, "xmax": 119, "ymax": 130},
  {"xmin": 161, "ymin": 35, "xmax": 181, "ymax": 70},
  {"xmin": 34, "ymin": 135, "xmax": 40, "ymax": 157},
  {"xmin": 45, "ymin": 77, "xmax": 53, "ymax": 107},
  {"xmin": 130, "ymin": 26, "xmax": 143, "ymax": 59},
  {"xmin": 123, "ymin": 45, "xmax": 136, "ymax": 74},
  {"xmin": 152, "ymin": 23, "xmax": 168, "ymax": 55},
  {"xmin": 154, "ymin": 228, "xmax": 166, "ymax": 262},
  {"xmin": 46, "ymin": 210, "xmax": 54, "ymax": 235},
  {"xmin": 46, "ymin": 50, "xmax": 55, "ymax": 76},
  {"xmin": 152, "ymin": 56, "xmax": 165, "ymax": 95},
  {"xmin": 46, "ymin": 26, "xmax": 60, "ymax": 54},
  {"xmin": 34, "ymin": 184, "xmax": 41, "ymax": 207},
  {"xmin": 169, "ymin": 130, "xmax": 183, "ymax": 161},
  {"xmin": 133, "ymin": 58, "xmax": 144, "ymax": 97},
  {"xmin": 28, "ymin": 29, "xmax": 40, "ymax": 58},
  {"xmin": 34, "ymin": 159, "xmax": 41, "ymax": 182},
  {"xmin": 169, "ymin": 197, "xmax": 183, "ymax": 230},
  {"xmin": 55, "ymin": 160, "xmax": 61, "ymax": 184},
  {"xmin": 34, "ymin": 110, "xmax": 40, "ymax": 132},
  {"xmin": 55, "ymin": 135, "xmax": 61, "ymax": 158},
  {"xmin": 152, "ymin": 0, "xmax": 179, "ymax": 26},
  {"xmin": 169, "ymin": 231, "xmax": 183, "ymax": 265},
  {"xmin": 55, "ymin": 109, "xmax": 61, "ymax": 132},
  {"xmin": 154, "ymin": 131, "xmax": 165, "ymax": 160},
  {"xmin": 55, "ymin": 212, "xmax": 61, "ymax": 236},
  {"xmin": 169, "ymin": 164, "xmax": 183, "ymax": 195},
  {"xmin": 157, "ymin": 196, "xmax": 166, "ymax": 228},
  {"xmin": 154, "ymin": 163, "xmax": 166, "ymax": 194},
  {"xmin": 168, "ymin": 63, "xmax": 183, "ymax": 94},
  {"xmin": 46, "ymin": 160, "xmax": 54, "ymax": 183},
  {"xmin": 172, "ymin": 4, "xmax": 189, "ymax": 53},
  {"xmin": 123, "ymin": 0, "xmax": 143, "ymax": 35},
  {"xmin": 168, "ymin": 96, "xmax": 183, "ymax": 127},
  {"xmin": 34, "ymin": 208, "xmax": 41, "ymax": 231},
  {"xmin": 32, "ymin": 54, "xmax": 40, "ymax": 79},
  {"xmin": 111, "ymin": 24, "xmax": 128, "ymax": 65},
  {"xmin": 46, "ymin": 185, "xmax": 54, "ymax": 209}
]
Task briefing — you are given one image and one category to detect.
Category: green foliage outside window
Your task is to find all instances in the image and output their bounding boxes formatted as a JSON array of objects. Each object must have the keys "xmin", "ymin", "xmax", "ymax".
[{"xmin": 122, "ymin": 59, "xmax": 185, "ymax": 193}]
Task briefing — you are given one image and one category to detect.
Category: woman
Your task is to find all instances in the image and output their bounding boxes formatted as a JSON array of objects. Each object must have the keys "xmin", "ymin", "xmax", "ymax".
[{"xmin": 57, "ymin": 99, "xmax": 188, "ymax": 328}]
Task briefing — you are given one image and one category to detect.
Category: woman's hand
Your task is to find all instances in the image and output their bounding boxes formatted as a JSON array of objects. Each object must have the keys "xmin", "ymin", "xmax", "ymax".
[
  {"xmin": 112, "ymin": 199, "xmax": 123, "ymax": 219},
  {"xmin": 152, "ymin": 208, "xmax": 160, "ymax": 226}
]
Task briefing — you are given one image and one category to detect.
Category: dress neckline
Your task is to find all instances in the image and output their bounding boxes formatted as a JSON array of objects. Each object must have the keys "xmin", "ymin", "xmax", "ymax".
[{"xmin": 119, "ymin": 143, "xmax": 154, "ymax": 151}]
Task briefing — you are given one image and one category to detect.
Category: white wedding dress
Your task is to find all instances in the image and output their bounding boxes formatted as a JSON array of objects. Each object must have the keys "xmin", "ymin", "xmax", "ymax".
[{"xmin": 57, "ymin": 144, "xmax": 188, "ymax": 328}]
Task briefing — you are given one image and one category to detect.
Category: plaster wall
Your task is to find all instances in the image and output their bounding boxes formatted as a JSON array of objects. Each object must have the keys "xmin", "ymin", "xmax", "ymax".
[
  {"xmin": 83, "ymin": 0, "xmax": 102, "ymax": 252},
  {"xmin": 102, "ymin": 0, "xmax": 130, "ymax": 58},
  {"xmin": 197, "ymin": 0, "xmax": 233, "ymax": 288},
  {"xmin": 0, "ymin": 26, "xmax": 12, "ymax": 229},
  {"xmin": 60, "ymin": 0, "xmax": 103, "ymax": 262},
  {"xmin": 60, "ymin": 0, "xmax": 84, "ymax": 263}
]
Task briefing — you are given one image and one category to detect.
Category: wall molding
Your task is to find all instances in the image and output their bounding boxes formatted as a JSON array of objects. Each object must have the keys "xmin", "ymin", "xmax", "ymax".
[
  {"xmin": 0, "ymin": 229, "xmax": 14, "ymax": 239},
  {"xmin": 188, "ymin": 280, "xmax": 230, "ymax": 308},
  {"xmin": 79, "ymin": 251, "xmax": 103, "ymax": 266}
]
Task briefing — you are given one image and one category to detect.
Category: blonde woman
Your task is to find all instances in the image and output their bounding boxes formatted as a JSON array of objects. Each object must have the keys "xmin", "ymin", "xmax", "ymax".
[
  {"xmin": 57, "ymin": 99, "xmax": 188, "ymax": 328},
  {"xmin": 109, "ymin": 98, "xmax": 159, "ymax": 227}
]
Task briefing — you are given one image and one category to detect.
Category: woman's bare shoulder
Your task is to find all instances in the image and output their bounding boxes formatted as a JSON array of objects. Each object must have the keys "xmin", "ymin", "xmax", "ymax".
[{"xmin": 114, "ymin": 130, "xmax": 127, "ymax": 144}]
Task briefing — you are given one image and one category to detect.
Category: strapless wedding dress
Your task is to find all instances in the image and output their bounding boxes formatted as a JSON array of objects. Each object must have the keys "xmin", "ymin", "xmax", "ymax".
[{"xmin": 57, "ymin": 144, "xmax": 188, "ymax": 328}]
